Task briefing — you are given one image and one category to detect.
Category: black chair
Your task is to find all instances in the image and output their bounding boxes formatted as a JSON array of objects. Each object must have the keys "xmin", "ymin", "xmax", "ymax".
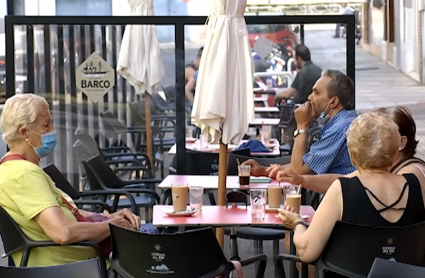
[
  {"xmin": 101, "ymin": 110, "xmax": 173, "ymax": 177},
  {"xmin": 367, "ymin": 258, "xmax": 425, "ymax": 278},
  {"xmin": 83, "ymin": 154, "xmax": 161, "ymax": 219},
  {"xmin": 0, "ymin": 258, "xmax": 103, "ymax": 278},
  {"xmin": 74, "ymin": 132, "xmax": 154, "ymax": 178},
  {"xmin": 225, "ymin": 191, "xmax": 285, "ymax": 277},
  {"xmin": 43, "ymin": 163, "xmax": 118, "ymax": 213},
  {"xmin": 73, "ymin": 138, "xmax": 152, "ymax": 186},
  {"xmin": 0, "ymin": 206, "xmax": 107, "ymax": 277},
  {"xmin": 277, "ymin": 221, "xmax": 425, "ymax": 278},
  {"xmin": 109, "ymin": 225, "xmax": 267, "ymax": 278}
]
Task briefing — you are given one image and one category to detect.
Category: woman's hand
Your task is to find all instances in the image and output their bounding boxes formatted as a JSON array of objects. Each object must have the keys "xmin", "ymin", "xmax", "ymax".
[
  {"xmin": 276, "ymin": 168, "xmax": 304, "ymax": 185},
  {"xmin": 109, "ymin": 209, "xmax": 141, "ymax": 230},
  {"xmin": 277, "ymin": 206, "xmax": 303, "ymax": 229}
]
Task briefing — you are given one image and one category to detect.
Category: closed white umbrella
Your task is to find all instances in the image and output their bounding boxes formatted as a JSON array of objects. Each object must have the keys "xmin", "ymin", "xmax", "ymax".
[
  {"xmin": 117, "ymin": 0, "xmax": 165, "ymax": 169},
  {"xmin": 191, "ymin": 0, "xmax": 254, "ymax": 248}
]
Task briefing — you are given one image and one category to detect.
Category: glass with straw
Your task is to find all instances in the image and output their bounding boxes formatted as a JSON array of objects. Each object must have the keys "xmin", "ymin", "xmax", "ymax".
[{"xmin": 285, "ymin": 185, "xmax": 302, "ymax": 214}]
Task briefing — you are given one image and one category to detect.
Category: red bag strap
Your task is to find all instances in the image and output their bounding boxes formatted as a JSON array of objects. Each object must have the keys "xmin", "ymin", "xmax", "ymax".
[
  {"xmin": 0, "ymin": 154, "xmax": 25, "ymax": 164},
  {"xmin": 60, "ymin": 196, "xmax": 88, "ymax": 222},
  {"xmin": 0, "ymin": 153, "xmax": 88, "ymax": 222},
  {"xmin": 230, "ymin": 261, "xmax": 243, "ymax": 278}
]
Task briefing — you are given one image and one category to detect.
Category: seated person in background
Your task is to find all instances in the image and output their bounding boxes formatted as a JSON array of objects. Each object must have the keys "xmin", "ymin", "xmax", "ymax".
[
  {"xmin": 0, "ymin": 94, "xmax": 147, "ymax": 267},
  {"xmin": 185, "ymin": 47, "xmax": 204, "ymax": 104},
  {"xmin": 276, "ymin": 106, "xmax": 425, "ymax": 194},
  {"xmin": 278, "ymin": 112, "xmax": 425, "ymax": 266},
  {"xmin": 274, "ymin": 44, "xmax": 322, "ymax": 104},
  {"xmin": 185, "ymin": 46, "xmax": 203, "ymax": 84},
  {"xmin": 244, "ymin": 70, "xmax": 357, "ymax": 176}
]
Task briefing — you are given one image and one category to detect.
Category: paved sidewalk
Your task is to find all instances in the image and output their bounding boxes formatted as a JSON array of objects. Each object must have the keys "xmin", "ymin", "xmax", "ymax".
[{"xmin": 308, "ymin": 30, "xmax": 425, "ymax": 159}]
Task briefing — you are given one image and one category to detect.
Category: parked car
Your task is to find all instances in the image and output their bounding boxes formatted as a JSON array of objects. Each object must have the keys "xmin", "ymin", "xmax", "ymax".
[{"xmin": 246, "ymin": 13, "xmax": 300, "ymax": 50}]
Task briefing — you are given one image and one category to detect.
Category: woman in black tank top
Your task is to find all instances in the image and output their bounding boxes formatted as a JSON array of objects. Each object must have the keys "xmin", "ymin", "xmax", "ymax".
[{"xmin": 276, "ymin": 112, "xmax": 425, "ymax": 271}]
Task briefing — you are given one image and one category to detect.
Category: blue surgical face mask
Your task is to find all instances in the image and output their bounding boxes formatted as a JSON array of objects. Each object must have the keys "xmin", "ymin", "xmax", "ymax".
[
  {"xmin": 317, "ymin": 99, "xmax": 334, "ymax": 126},
  {"xmin": 29, "ymin": 130, "xmax": 57, "ymax": 158}
]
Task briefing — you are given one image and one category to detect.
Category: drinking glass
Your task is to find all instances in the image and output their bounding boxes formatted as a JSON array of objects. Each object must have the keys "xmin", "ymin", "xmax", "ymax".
[
  {"xmin": 260, "ymin": 125, "xmax": 272, "ymax": 145},
  {"xmin": 186, "ymin": 125, "xmax": 193, "ymax": 139},
  {"xmin": 250, "ymin": 189, "xmax": 267, "ymax": 221},
  {"xmin": 189, "ymin": 186, "xmax": 204, "ymax": 210},
  {"xmin": 285, "ymin": 185, "xmax": 301, "ymax": 213},
  {"xmin": 238, "ymin": 165, "xmax": 251, "ymax": 186},
  {"xmin": 268, "ymin": 184, "xmax": 282, "ymax": 208},
  {"xmin": 171, "ymin": 183, "xmax": 188, "ymax": 212}
]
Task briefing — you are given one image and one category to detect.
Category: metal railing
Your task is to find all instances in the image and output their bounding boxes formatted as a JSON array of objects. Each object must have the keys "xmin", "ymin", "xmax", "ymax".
[{"xmin": 5, "ymin": 15, "xmax": 356, "ymax": 189}]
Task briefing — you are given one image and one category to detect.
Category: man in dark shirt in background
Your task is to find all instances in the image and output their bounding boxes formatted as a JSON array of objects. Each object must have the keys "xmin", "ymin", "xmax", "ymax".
[{"xmin": 274, "ymin": 44, "xmax": 322, "ymax": 104}]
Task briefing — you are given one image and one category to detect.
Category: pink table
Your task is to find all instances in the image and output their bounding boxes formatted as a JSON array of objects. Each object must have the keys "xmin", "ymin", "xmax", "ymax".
[
  {"xmin": 249, "ymin": 118, "xmax": 280, "ymax": 126},
  {"xmin": 255, "ymin": 107, "xmax": 279, "ymax": 113},
  {"xmin": 153, "ymin": 205, "xmax": 315, "ymax": 227},
  {"xmin": 157, "ymin": 175, "xmax": 291, "ymax": 190},
  {"xmin": 168, "ymin": 139, "xmax": 281, "ymax": 156}
]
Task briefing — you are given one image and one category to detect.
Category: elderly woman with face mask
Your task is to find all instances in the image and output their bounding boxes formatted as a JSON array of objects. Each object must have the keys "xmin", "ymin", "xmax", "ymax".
[{"xmin": 0, "ymin": 94, "xmax": 145, "ymax": 267}]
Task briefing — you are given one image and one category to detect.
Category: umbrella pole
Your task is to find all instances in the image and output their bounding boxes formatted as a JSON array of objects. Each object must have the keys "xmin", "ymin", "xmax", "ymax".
[
  {"xmin": 144, "ymin": 93, "xmax": 154, "ymax": 171},
  {"xmin": 216, "ymin": 142, "xmax": 228, "ymax": 249}
]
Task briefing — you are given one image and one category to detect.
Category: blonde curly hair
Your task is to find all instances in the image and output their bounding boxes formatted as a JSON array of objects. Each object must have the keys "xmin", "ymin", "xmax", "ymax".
[{"xmin": 346, "ymin": 112, "xmax": 400, "ymax": 170}]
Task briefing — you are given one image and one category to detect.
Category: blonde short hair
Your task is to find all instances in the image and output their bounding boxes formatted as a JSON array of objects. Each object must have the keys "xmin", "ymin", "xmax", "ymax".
[
  {"xmin": 1, "ymin": 94, "xmax": 48, "ymax": 145},
  {"xmin": 346, "ymin": 112, "xmax": 400, "ymax": 170}
]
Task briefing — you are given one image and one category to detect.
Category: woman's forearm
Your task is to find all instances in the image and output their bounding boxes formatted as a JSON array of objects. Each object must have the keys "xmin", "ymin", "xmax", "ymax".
[
  {"xmin": 63, "ymin": 221, "xmax": 110, "ymax": 245},
  {"xmin": 300, "ymin": 174, "xmax": 343, "ymax": 194},
  {"xmin": 293, "ymin": 225, "xmax": 309, "ymax": 259}
]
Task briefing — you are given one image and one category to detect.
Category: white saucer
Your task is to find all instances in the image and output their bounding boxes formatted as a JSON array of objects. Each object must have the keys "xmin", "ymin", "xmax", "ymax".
[{"xmin": 164, "ymin": 208, "xmax": 197, "ymax": 217}]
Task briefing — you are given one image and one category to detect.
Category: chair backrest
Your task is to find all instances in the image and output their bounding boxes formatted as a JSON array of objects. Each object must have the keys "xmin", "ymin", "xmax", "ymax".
[
  {"xmin": 100, "ymin": 111, "xmax": 138, "ymax": 151},
  {"xmin": 83, "ymin": 154, "xmax": 123, "ymax": 190},
  {"xmin": 317, "ymin": 221, "xmax": 425, "ymax": 277},
  {"xmin": 109, "ymin": 225, "xmax": 228, "ymax": 278},
  {"xmin": 185, "ymin": 150, "xmax": 219, "ymax": 175},
  {"xmin": 73, "ymin": 139, "xmax": 97, "ymax": 179},
  {"xmin": 43, "ymin": 164, "xmax": 80, "ymax": 199},
  {"xmin": 0, "ymin": 205, "xmax": 28, "ymax": 258},
  {"xmin": 367, "ymin": 258, "xmax": 425, "ymax": 278},
  {"xmin": 227, "ymin": 153, "xmax": 291, "ymax": 175},
  {"xmin": 74, "ymin": 133, "xmax": 101, "ymax": 155},
  {"xmin": 129, "ymin": 101, "xmax": 146, "ymax": 127},
  {"xmin": 0, "ymin": 259, "xmax": 102, "ymax": 278}
]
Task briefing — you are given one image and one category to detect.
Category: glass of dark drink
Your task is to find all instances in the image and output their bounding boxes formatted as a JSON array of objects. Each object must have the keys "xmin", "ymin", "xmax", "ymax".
[{"xmin": 238, "ymin": 165, "xmax": 251, "ymax": 186}]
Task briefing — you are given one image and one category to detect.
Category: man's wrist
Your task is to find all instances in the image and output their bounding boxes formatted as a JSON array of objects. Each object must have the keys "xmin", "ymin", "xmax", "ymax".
[{"xmin": 296, "ymin": 125, "xmax": 309, "ymax": 131}]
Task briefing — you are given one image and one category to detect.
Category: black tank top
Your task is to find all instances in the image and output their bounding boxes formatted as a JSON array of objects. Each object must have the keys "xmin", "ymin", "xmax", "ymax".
[{"xmin": 340, "ymin": 174, "xmax": 425, "ymax": 226}]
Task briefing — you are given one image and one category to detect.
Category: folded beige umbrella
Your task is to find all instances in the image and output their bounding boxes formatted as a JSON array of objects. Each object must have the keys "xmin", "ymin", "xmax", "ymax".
[
  {"xmin": 117, "ymin": 0, "xmax": 165, "ymax": 169},
  {"xmin": 191, "ymin": 0, "xmax": 255, "ymax": 248}
]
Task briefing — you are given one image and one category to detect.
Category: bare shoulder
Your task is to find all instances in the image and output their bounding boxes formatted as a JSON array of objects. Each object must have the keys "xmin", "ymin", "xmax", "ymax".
[{"xmin": 398, "ymin": 163, "xmax": 425, "ymax": 180}]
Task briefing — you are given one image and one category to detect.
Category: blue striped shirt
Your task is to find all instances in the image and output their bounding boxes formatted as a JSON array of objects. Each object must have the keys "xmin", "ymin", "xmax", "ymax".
[{"xmin": 303, "ymin": 109, "xmax": 358, "ymax": 174}]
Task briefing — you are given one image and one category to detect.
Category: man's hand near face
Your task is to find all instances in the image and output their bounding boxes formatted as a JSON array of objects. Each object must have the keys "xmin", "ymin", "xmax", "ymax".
[{"xmin": 294, "ymin": 101, "xmax": 316, "ymax": 129}]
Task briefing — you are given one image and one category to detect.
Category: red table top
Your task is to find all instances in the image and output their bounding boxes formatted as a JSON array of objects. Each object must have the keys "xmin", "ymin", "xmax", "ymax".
[
  {"xmin": 157, "ymin": 175, "xmax": 291, "ymax": 189},
  {"xmin": 153, "ymin": 205, "xmax": 315, "ymax": 227}
]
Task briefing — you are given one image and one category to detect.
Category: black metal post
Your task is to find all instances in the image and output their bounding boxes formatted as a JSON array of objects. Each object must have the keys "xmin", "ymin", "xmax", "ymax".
[
  {"xmin": 6, "ymin": 0, "xmax": 14, "ymax": 15},
  {"xmin": 345, "ymin": 14, "xmax": 356, "ymax": 108},
  {"xmin": 57, "ymin": 25, "xmax": 67, "ymax": 173},
  {"xmin": 26, "ymin": 25, "xmax": 35, "ymax": 93},
  {"xmin": 79, "ymin": 26, "xmax": 89, "ymax": 133},
  {"xmin": 5, "ymin": 18, "xmax": 15, "ymax": 99},
  {"xmin": 68, "ymin": 26, "xmax": 79, "ymax": 189},
  {"xmin": 300, "ymin": 24, "xmax": 305, "ymax": 45},
  {"xmin": 44, "ymin": 25, "xmax": 54, "ymax": 165},
  {"xmin": 111, "ymin": 26, "xmax": 118, "ymax": 115},
  {"xmin": 175, "ymin": 23, "xmax": 186, "ymax": 175}
]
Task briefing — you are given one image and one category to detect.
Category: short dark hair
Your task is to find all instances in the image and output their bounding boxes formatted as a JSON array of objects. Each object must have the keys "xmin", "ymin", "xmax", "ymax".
[
  {"xmin": 197, "ymin": 47, "xmax": 204, "ymax": 58},
  {"xmin": 294, "ymin": 44, "xmax": 311, "ymax": 61},
  {"xmin": 321, "ymin": 69, "xmax": 355, "ymax": 110}
]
